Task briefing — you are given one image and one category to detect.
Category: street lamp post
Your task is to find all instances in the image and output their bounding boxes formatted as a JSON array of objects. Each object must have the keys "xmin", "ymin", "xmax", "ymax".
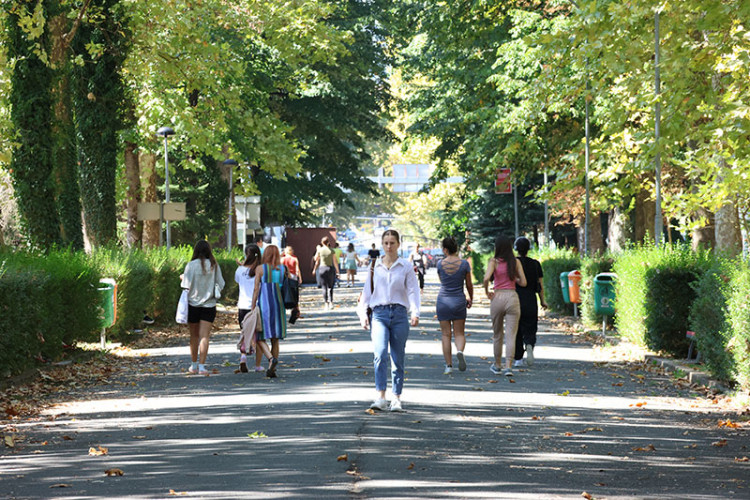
[
  {"xmin": 654, "ymin": 9, "xmax": 663, "ymax": 245},
  {"xmin": 156, "ymin": 126, "xmax": 175, "ymax": 249},
  {"xmin": 223, "ymin": 159, "xmax": 238, "ymax": 251}
]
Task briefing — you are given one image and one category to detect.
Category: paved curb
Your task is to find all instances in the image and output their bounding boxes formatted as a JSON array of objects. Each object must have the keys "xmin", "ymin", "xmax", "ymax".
[{"xmin": 644, "ymin": 354, "xmax": 732, "ymax": 394}]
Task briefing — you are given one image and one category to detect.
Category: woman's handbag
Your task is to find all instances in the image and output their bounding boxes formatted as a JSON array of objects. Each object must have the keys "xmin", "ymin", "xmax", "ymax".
[
  {"xmin": 281, "ymin": 266, "xmax": 298, "ymax": 310},
  {"xmin": 214, "ymin": 266, "xmax": 222, "ymax": 299},
  {"xmin": 366, "ymin": 262, "xmax": 375, "ymax": 323},
  {"xmin": 176, "ymin": 289, "xmax": 189, "ymax": 324}
]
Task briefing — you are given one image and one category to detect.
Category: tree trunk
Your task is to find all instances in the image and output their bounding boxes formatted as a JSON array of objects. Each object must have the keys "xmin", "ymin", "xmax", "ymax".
[
  {"xmin": 607, "ymin": 206, "xmax": 631, "ymax": 253},
  {"xmin": 125, "ymin": 142, "xmax": 142, "ymax": 248},
  {"xmin": 692, "ymin": 208, "xmax": 715, "ymax": 251},
  {"xmin": 140, "ymin": 152, "xmax": 160, "ymax": 248},
  {"xmin": 715, "ymin": 198, "xmax": 742, "ymax": 257},
  {"xmin": 634, "ymin": 188, "xmax": 655, "ymax": 243},
  {"xmin": 588, "ymin": 211, "xmax": 605, "ymax": 255}
]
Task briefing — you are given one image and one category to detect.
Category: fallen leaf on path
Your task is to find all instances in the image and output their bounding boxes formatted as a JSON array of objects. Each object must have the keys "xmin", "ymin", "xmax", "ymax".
[
  {"xmin": 629, "ymin": 402, "xmax": 647, "ymax": 407},
  {"xmin": 337, "ymin": 454, "xmax": 348, "ymax": 462},
  {"xmin": 683, "ymin": 443, "xmax": 698, "ymax": 449},
  {"xmin": 365, "ymin": 409, "xmax": 376, "ymax": 415},
  {"xmin": 104, "ymin": 468, "xmax": 124, "ymax": 476},
  {"xmin": 632, "ymin": 444, "xmax": 656, "ymax": 452},
  {"xmin": 50, "ymin": 484, "xmax": 71, "ymax": 488},
  {"xmin": 4, "ymin": 435, "xmax": 14, "ymax": 448},
  {"xmin": 581, "ymin": 492, "xmax": 593, "ymax": 499},
  {"xmin": 612, "ymin": 383, "xmax": 623, "ymax": 387},
  {"xmin": 718, "ymin": 420, "xmax": 741, "ymax": 429},
  {"xmin": 582, "ymin": 427, "xmax": 603, "ymax": 433},
  {"xmin": 62, "ymin": 435, "xmax": 74, "ymax": 440},
  {"xmin": 531, "ymin": 416, "xmax": 543, "ymax": 420},
  {"xmin": 734, "ymin": 456, "xmax": 749, "ymax": 462},
  {"xmin": 565, "ymin": 413, "xmax": 580, "ymax": 417},
  {"xmin": 564, "ymin": 432, "xmax": 574, "ymax": 437},
  {"xmin": 88, "ymin": 446, "xmax": 108, "ymax": 456},
  {"xmin": 406, "ymin": 462, "xmax": 414, "ymax": 470},
  {"xmin": 712, "ymin": 439, "xmax": 728, "ymax": 447},
  {"xmin": 488, "ymin": 380, "xmax": 498, "ymax": 384},
  {"xmin": 247, "ymin": 431, "xmax": 267, "ymax": 439},
  {"xmin": 559, "ymin": 390, "xmax": 570, "ymax": 396},
  {"xmin": 168, "ymin": 490, "xmax": 188, "ymax": 496},
  {"xmin": 132, "ymin": 436, "xmax": 147, "ymax": 440}
]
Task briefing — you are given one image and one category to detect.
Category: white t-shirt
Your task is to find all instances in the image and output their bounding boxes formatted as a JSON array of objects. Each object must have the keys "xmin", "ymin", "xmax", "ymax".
[
  {"xmin": 235, "ymin": 266, "xmax": 256, "ymax": 310},
  {"xmin": 181, "ymin": 259, "xmax": 225, "ymax": 307}
]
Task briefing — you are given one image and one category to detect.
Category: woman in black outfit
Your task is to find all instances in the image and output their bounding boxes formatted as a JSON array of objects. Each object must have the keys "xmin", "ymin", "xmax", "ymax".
[{"xmin": 513, "ymin": 237, "xmax": 547, "ymax": 367}]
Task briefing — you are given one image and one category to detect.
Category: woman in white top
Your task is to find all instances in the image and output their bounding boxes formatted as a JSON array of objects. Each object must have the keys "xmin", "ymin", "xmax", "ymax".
[
  {"xmin": 180, "ymin": 240, "xmax": 225, "ymax": 376},
  {"xmin": 344, "ymin": 243, "xmax": 362, "ymax": 287},
  {"xmin": 235, "ymin": 244, "xmax": 273, "ymax": 373},
  {"xmin": 357, "ymin": 229, "xmax": 421, "ymax": 412}
]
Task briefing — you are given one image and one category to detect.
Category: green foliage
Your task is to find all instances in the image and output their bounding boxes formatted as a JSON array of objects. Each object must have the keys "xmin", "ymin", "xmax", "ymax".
[
  {"xmin": 467, "ymin": 251, "xmax": 492, "ymax": 285},
  {"xmin": 0, "ymin": 249, "xmax": 100, "ymax": 377},
  {"xmin": 579, "ymin": 254, "xmax": 615, "ymax": 326},
  {"xmin": 537, "ymin": 247, "xmax": 580, "ymax": 314},
  {"xmin": 725, "ymin": 265, "xmax": 750, "ymax": 390},
  {"xmin": 613, "ymin": 244, "xmax": 711, "ymax": 354}
]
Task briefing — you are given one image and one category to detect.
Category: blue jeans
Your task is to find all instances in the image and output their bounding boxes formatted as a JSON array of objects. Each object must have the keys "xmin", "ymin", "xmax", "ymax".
[{"xmin": 371, "ymin": 304, "xmax": 410, "ymax": 395}]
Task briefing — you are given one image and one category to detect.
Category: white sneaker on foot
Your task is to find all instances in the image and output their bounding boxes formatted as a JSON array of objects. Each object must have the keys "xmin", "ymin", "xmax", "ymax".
[
  {"xmin": 456, "ymin": 351, "xmax": 466, "ymax": 371},
  {"xmin": 525, "ymin": 344, "xmax": 534, "ymax": 366},
  {"xmin": 389, "ymin": 399, "xmax": 403, "ymax": 412},
  {"xmin": 513, "ymin": 359, "xmax": 524, "ymax": 368},
  {"xmin": 503, "ymin": 368, "xmax": 513, "ymax": 377},
  {"xmin": 444, "ymin": 365, "xmax": 453, "ymax": 375},
  {"xmin": 369, "ymin": 398, "xmax": 387, "ymax": 411}
]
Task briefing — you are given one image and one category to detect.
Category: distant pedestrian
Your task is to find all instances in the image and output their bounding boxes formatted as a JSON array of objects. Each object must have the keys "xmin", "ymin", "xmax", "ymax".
[
  {"xmin": 333, "ymin": 242, "xmax": 344, "ymax": 288},
  {"xmin": 344, "ymin": 243, "xmax": 362, "ymax": 287},
  {"xmin": 358, "ymin": 229, "xmax": 420, "ymax": 412},
  {"xmin": 436, "ymin": 237, "xmax": 473, "ymax": 375},
  {"xmin": 483, "ymin": 235, "xmax": 527, "ymax": 377},
  {"xmin": 409, "ymin": 243, "xmax": 427, "ymax": 293},
  {"xmin": 513, "ymin": 237, "xmax": 547, "ymax": 368},
  {"xmin": 251, "ymin": 245, "xmax": 288, "ymax": 377},
  {"xmin": 312, "ymin": 236, "xmax": 339, "ymax": 310},
  {"xmin": 181, "ymin": 240, "xmax": 225, "ymax": 376},
  {"xmin": 253, "ymin": 233, "xmax": 265, "ymax": 255},
  {"xmin": 281, "ymin": 246, "xmax": 302, "ymax": 323},
  {"xmin": 367, "ymin": 243, "xmax": 380, "ymax": 266},
  {"xmin": 235, "ymin": 244, "xmax": 274, "ymax": 373}
]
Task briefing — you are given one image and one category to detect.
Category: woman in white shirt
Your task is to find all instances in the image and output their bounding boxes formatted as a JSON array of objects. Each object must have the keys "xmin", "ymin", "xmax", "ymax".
[
  {"xmin": 180, "ymin": 240, "xmax": 225, "ymax": 376},
  {"xmin": 357, "ymin": 229, "xmax": 421, "ymax": 412}
]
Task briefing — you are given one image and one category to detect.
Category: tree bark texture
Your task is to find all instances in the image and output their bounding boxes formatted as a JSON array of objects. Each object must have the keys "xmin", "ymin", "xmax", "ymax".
[
  {"xmin": 692, "ymin": 208, "xmax": 715, "ymax": 251},
  {"xmin": 715, "ymin": 199, "xmax": 742, "ymax": 257},
  {"xmin": 125, "ymin": 142, "xmax": 142, "ymax": 248},
  {"xmin": 634, "ymin": 188, "xmax": 655, "ymax": 244},
  {"xmin": 588, "ymin": 211, "xmax": 605, "ymax": 255},
  {"xmin": 607, "ymin": 206, "xmax": 631, "ymax": 253},
  {"xmin": 140, "ymin": 152, "xmax": 160, "ymax": 248}
]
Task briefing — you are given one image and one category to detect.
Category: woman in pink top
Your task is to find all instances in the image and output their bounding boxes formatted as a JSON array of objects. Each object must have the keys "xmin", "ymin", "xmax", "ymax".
[{"xmin": 482, "ymin": 235, "xmax": 527, "ymax": 377}]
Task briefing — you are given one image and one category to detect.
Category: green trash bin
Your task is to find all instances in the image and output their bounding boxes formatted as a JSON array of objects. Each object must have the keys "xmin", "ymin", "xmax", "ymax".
[
  {"xmin": 98, "ymin": 279, "xmax": 117, "ymax": 329},
  {"xmin": 559, "ymin": 271, "xmax": 571, "ymax": 304},
  {"xmin": 593, "ymin": 273, "xmax": 616, "ymax": 316}
]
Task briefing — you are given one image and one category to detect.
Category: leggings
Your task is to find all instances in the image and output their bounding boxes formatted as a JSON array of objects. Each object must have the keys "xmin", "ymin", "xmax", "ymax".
[{"xmin": 319, "ymin": 266, "xmax": 335, "ymax": 302}]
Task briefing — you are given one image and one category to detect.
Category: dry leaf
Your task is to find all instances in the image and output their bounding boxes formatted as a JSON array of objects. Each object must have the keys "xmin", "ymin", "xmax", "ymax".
[
  {"xmin": 581, "ymin": 492, "xmax": 593, "ymax": 499},
  {"xmin": 365, "ymin": 409, "xmax": 376, "ymax": 415},
  {"xmin": 88, "ymin": 446, "xmax": 108, "ymax": 456},
  {"xmin": 531, "ymin": 416, "xmax": 543, "ymax": 420},
  {"xmin": 104, "ymin": 468, "xmax": 124, "ymax": 476},
  {"xmin": 632, "ymin": 444, "xmax": 656, "ymax": 452},
  {"xmin": 168, "ymin": 489, "xmax": 188, "ymax": 496},
  {"xmin": 734, "ymin": 456, "xmax": 749, "ymax": 462},
  {"xmin": 62, "ymin": 435, "xmax": 74, "ymax": 440},
  {"xmin": 718, "ymin": 420, "xmax": 741, "ymax": 429},
  {"xmin": 582, "ymin": 427, "xmax": 603, "ymax": 433},
  {"xmin": 337, "ymin": 454, "xmax": 348, "ymax": 462},
  {"xmin": 4, "ymin": 435, "xmax": 14, "ymax": 448},
  {"xmin": 712, "ymin": 439, "xmax": 728, "ymax": 447},
  {"xmin": 612, "ymin": 383, "xmax": 623, "ymax": 387},
  {"xmin": 488, "ymin": 380, "xmax": 498, "ymax": 384},
  {"xmin": 345, "ymin": 470, "xmax": 357, "ymax": 476},
  {"xmin": 132, "ymin": 436, "xmax": 147, "ymax": 440},
  {"xmin": 564, "ymin": 432, "xmax": 574, "ymax": 437},
  {"xmin": 406, "ymin": 462, "xmax": 415, "ymax": 470},
  {"xmin": 50, "ymin": 484, "xmax": 72, "ymax": 488}
]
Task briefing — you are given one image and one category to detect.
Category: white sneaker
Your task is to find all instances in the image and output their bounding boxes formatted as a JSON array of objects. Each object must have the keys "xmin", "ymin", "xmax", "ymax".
[
  {"xmin": 369, "ymin": 398, "xmax": 387, "ymax": 411},
  {"xmin": 525, "ymin": 344, "xmax": 534, "ymax": 366},
  {"xmin": 389, "ymin": 399, "xmax": 403, "ymax": 412},
  {"xmin": 503, "ymin": 368, "xmax": 513, "ymax": 377},
  {"xmin": 456, "ymin": 351, "xmax": 466, "ymax": 371},
  {"xmin": 444, "ymin": 365, "xmax": 453, "ymax": 375},
  {"xmin": 513, "ymin": 359, "xmax": 524, "ymax": 368}
]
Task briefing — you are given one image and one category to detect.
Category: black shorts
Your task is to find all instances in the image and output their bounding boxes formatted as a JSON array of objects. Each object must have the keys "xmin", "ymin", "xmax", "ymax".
[
  {"xmin": 238, "ymin": 308, "xmax": 251, "ymax": 328},
  {"xmin": 188, "ymin": 305, "xmax": 217, "ymax": 324}
]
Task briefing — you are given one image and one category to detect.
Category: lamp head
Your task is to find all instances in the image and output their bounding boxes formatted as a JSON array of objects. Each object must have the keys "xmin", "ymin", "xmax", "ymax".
[
  {"xmin": 156, "ymin": 126, "xmax": 175, "ymax": 137},
  {"xmin": 223, "ymin": 159, "xmax": 239, "ymax": 166}
]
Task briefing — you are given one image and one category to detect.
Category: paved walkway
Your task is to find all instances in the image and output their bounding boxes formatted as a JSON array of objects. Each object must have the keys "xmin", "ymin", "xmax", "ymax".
[{"xmin": 2, "ymin": 270, "xmax": 748, "ymax": 499}]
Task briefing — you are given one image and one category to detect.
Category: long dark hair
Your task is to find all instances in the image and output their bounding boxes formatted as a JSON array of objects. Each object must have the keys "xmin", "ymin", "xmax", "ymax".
[
  {"xmin": 242, "ymin": 244, "xmax": 261, "ymax": 276},
  {"xmin": 493, "ymin": 235, "xmax": 517, "ymax": 280},
  {"xmin": 191, "ymin": 240, "xmax": 217, "ymax": 273}
]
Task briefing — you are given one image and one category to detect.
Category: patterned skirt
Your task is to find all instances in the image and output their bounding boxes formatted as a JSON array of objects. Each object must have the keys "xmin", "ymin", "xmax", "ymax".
[{"xmin": 258, "ymin": 282, "xmax": 287, "ymax": 339}]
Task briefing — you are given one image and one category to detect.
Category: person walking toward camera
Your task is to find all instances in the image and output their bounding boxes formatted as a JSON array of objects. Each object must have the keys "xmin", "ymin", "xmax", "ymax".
[
  {"xmin": 357, "ymin": 229, "xmax": 420, "ymax": 412},
  {"xmin": 409, "ymin": 243, "xmax": 427, "ymax": 294},
  {"xmin": 436, "ymin": 237, "xmax": 473, "ymax": 374},
  {"xmin": 181, "ymin": 240, "xmax": 225, "ymax": 376},
  {"xmin": 281, "ymin": 246, "xmax": 302, "ymax": 323},
  {"xmin": 513, "ymin": 237, "xmax": 547, "ymax": 367},
  {"xmin": 483, "ymin": 235, "xmax": 526, "ymax": 377}
]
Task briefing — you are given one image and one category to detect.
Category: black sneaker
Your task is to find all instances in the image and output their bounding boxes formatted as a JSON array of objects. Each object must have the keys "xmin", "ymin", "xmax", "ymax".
[
  {"xmin": 266, "ymin": 357, "xmax": 279, "ymax": 378},
  {"xmin": 142, "ymin": 315, "xmax": 155, "ymax": 325}
]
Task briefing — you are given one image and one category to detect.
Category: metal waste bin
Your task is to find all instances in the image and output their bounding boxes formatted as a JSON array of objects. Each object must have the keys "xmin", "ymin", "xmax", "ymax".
[
  {"xmin": 567, "ymin": 270, "xmax": 582, "ymax": 304},
  {"xmin": 559, "ymin": 271, "xmax": 571, "ymax": 304},
  {"xmin": 97, "ymin": 279, "xmax": 117, "ymax": 348},
  {"xmin": 593, "ymin": 273, "xmax": 616, "ymax": 316}
]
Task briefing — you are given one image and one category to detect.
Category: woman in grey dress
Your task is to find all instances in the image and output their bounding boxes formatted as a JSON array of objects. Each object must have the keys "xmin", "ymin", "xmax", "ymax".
[{"xmin": 436, "ymin": 237, "xmax": 474, "ymax": 374}]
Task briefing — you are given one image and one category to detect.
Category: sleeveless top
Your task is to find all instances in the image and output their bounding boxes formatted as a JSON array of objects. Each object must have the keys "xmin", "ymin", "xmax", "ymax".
[{"xmin": 493, "ymin": 258, "xmax": 515, "ymax": 290}]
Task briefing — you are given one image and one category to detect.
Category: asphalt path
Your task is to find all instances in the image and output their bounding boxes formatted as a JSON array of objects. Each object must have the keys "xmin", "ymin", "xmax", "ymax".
[{"xmin": 1, "ymin": 269, "xmax": 748, "ymax": 499}]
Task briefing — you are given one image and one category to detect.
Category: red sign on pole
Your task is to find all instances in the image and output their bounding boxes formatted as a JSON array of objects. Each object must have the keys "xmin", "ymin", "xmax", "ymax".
[{"xmin": 495, "ymin": 168, "xmax": 512, "ymax": 194}]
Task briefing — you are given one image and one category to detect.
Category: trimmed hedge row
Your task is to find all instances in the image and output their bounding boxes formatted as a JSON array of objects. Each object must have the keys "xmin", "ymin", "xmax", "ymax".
[
  {"xmin": 536, "ymin": 247, "xmax": 580, "ymax": 314},
  {"xmin": 0, "ymin": 246, "xmax": 242, "ymax": 378}
]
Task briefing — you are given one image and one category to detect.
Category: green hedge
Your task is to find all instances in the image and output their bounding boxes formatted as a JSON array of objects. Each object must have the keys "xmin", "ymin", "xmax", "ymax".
[
  {"xmin": 537, "ymin": 247, "xmax": 580, "ymax": 314},
  {"xmin": 613, "ymin": 244, "xmax": 711, "ymax": 355}
]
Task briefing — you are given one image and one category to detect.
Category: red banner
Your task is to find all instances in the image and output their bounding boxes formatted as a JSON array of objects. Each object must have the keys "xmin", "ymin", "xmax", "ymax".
[{"xmin": 495, "ymin": 168, "xmax": 512, "ymax": 194}]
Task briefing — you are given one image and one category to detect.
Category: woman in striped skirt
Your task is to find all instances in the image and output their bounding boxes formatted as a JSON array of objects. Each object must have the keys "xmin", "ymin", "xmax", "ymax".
[{"xmin": 251, "ymin": 244, "xmax": 288, "ymax": 378}]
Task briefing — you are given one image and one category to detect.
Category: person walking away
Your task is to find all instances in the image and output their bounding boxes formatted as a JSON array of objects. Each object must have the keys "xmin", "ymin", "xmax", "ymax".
[
  {"xmin": 436, "ymin": 237, "xmax": 473, "ymax": 374},
  {"xmin": 357, "ymin": 229, "xmax": 420, "ymax": 412},
  {"xmin": 333, "ymin": 242, "xmax": 344, "ymax": 288},
  {"xmin": 250, "ymin": 245, "xmax": 288, "ymax": 377},
  {"xmin": 513, "ymin": 237, "xmax": 547, "ymax": 367},
  {"xmin": 181, "ymin": 240, "xmax": 225, "ymax": 376},
  {"xmin": 483, "ymin": 235, "xmax": 527, "ymax": 377},
  {"xmin": 409, "ymin": 243, "xmax": 427, "ymax": 294},
  {"xmin": 344, "ymin": 243, "xmax": 361, "ymax": 287},
  {"xmin": 312, "ymin": 236, "xmax": 339, "ymax": 310},
  {"xmin": 281, "ymin": 246, "xmax": 302, "ymax": 323},
  {"xmin": 367, "ymin": 243, "xmax": 380, "ymax": 266},
  {"xmin": 235, "ymin": 244, "xmax": 275, "ymax": 372}
]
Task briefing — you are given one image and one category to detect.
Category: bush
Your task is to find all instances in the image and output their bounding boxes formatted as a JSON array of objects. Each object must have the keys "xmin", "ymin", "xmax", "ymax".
[
  {"xmin": 468, "ymin": 251, "xmax": 492, "ymax": 285},
  {"xmin": 537, "ymin": 247, "xmax": 580, "ymax": 314},
  {"xmin": 579, "ymin": 254, "xmax": 615, "ymax": 327},
  {"xmin": 613, "ymin": 244, "xmax": 711, "ymax": 355},
  {"xmin": 725, "ymin": 264, "xmax": 750, "ymax": 390}
]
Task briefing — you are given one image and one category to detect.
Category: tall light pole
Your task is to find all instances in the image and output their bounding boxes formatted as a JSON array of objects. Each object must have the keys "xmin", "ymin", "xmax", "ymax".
[
  {"xmin": 654, "ymin": 9, "xmax": 663, "ymax": 245},
  {"xmin": 223, "ymin": 159, "xmax": 238, "ymax": 250},
  {"xmin": 156, "ymin": 126, "xmax": 175, "ymax": 249}
]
